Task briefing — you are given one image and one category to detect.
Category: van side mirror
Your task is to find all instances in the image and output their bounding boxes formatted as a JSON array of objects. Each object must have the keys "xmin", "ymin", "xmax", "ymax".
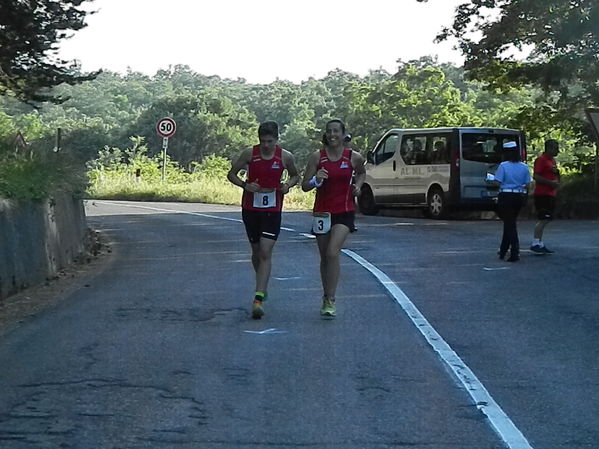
[{"xmin": 366, "ymin": 152, "xmax": 374, "ymax": 164}]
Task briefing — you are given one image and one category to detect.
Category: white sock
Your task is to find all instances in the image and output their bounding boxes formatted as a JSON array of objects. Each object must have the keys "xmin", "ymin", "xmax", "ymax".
[{"xmin": 532, "ymin": 239, "xmax": 541, "ymax": 246}]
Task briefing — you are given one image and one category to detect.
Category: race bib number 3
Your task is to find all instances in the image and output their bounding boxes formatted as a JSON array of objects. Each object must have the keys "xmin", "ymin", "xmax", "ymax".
[
  {"xmin": 312, "ymin": 212, "xmax": 331, "ymax": 234},
  {"xmin": 253, "ymin": 191, "xmax": 277, "ymax": 208}
]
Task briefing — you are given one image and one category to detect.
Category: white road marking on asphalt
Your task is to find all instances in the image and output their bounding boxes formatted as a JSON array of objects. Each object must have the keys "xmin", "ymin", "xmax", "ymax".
[
  {"xmin": 273, "ymin": 277, "xmax": 301, "ymax": 280},
  {"xmin": 97, "ymin": 200, "xmax": 533, "ymax": 448},
  {"xmin": 95, "ymin": 204, "xmax": 295, "ymax": 239},
  {"xmin": 95, "ymin": 201, "xmax": 244, "ymax": 223},
  {"xmin": 359, "ymin": 222, "xmax": 415, "ymax": 227},
  {"xmin": 300, "ymin": 233, "xmax": 316, "ymax": 239},
  {"xmin": 96, "ymin": 201, "xmax": 298, "ymax": 232},
  {"xmin": 483, "ymin": 267, "xmax": 511, "ymax": 271},
  {"xmin": 342, "ymin": 248, "xmax": 534, "ymax": 449},
  {"xmin": 243, "ymin": 328, "xmax": 288, "ymax": 335}
]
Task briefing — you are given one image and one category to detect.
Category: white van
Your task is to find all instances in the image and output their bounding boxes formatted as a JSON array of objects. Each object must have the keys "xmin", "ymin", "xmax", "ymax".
[{"xmin": 359, "ymin": 127, "xmax": 526, "ymax": 218}]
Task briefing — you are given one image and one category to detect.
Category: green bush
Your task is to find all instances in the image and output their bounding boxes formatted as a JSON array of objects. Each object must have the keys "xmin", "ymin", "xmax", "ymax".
[
  {"xmin": 87, "ymin": 136, "xmax": 189, "ymax": 185},
  {"xmin": 0, "ymin": 141, "xmax": 87, "ymax": 200},
  {"xmin": 555, "ymin": 171, "xmax": 599, "ymax": 218},
  {"xmin": 86, "ymin": 141, "xmax": 314, "ymax": 209},
  {"xmin": 190, "ymin": 154, "xmax": 231, "ymax": 181}
]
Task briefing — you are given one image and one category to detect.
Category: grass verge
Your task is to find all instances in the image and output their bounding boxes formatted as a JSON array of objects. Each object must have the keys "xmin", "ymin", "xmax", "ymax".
[
  {"xmin": 87, "ymin": 176, "xmax": 314, "ymax": 210},
  {"xmin": 0, "ymin": 151, "xmax": 87, "ymax": 200}
]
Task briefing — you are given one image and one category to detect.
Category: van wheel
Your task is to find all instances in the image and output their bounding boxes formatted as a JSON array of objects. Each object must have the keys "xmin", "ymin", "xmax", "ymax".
[
  {"xmin": 358, "ymin": 185, "xmax": 379, "ymax": 216},
  {"xmin": 426, "ymin": 188, "xmax": 446, "ymax": 219}
]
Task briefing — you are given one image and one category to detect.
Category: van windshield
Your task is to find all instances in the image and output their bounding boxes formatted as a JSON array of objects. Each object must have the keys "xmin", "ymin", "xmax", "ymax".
[{"xmin": 461, "ymin": 133, "xmax": 520, "ymax": 163}]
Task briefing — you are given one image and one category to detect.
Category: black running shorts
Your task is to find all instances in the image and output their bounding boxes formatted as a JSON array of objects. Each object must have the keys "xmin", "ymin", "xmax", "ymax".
[
  {"xmin": 534, "ymin": 195, "xmax": 556, "ymax": 220},
  {"xmin": 312, "ymin": 211, "xmax": 356, "ymax": 234},
  {"xmin": 242, "ymin": 209, "xmax": 282, "ymax": 243},
  {"xmin": 332, "ymin": 211, "xmax": 356, "ymax": 232}
]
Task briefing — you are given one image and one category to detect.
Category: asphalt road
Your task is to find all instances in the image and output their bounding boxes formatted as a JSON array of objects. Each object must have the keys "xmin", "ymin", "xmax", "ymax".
[{"xmin": 1, "ymin": 200, "xmax": 598, "ymax": 449}]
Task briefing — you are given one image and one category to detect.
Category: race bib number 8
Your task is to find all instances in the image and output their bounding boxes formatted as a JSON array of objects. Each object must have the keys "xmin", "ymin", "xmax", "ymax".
[
  {"xmin": 253, "ymin": 191, "xmax": 277, "ymax": 208},
  {"xmin": 312, "ymin": 212, "xmax": 331, "ymax": 234}
]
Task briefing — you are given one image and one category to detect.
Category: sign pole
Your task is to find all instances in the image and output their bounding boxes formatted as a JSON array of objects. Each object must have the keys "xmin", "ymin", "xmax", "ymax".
[
  {"xmin": 162, "ymin": 137, "xmax": 168, "ymax": 182},
  {"xmin": 156, "ymin": 117, "xmax": 177, "ymax": 183},
  {"xmin": 595, "ymin": 142, "xmax": 598, "ymax": 192},
  {"xmin": 53, "ymin": 128, "xmax": 62, "ymax": 153}
]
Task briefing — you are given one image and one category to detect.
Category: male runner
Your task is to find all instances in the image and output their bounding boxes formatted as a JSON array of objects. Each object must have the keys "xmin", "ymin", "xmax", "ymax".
[{"xmin": 227, "ymin": 121, "xmax": 299, "ymax": 319}]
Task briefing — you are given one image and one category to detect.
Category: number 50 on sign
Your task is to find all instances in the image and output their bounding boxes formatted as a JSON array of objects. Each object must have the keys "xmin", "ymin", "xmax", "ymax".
[{"xmin": 156, "ymin": 118, "xmax": 176, "ymax": 138}]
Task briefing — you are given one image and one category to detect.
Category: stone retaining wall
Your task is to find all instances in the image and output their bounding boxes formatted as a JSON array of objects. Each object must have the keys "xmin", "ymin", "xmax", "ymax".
[{"xmin": 0, "ymin": 196, "xmax": 87, "ymax": 301}]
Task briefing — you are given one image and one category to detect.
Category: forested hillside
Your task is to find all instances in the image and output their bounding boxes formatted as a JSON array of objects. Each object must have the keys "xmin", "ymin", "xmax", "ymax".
[{"xmin": 1, "ymin": 58, "xmax": 595, "ymax": 171}]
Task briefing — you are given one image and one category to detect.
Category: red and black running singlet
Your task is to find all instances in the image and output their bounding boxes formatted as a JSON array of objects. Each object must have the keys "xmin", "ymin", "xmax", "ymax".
[
  {"xmin": 242, "ymin": 145, "xmax": 285, "ymax": 212},
  {"xmin": 313, "ymin": 148, "xmax": 355, "ymax": 214}
]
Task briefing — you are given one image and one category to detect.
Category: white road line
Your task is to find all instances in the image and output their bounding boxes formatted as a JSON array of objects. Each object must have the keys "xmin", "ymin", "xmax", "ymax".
[
  {"xmin": 94, "ymin": 201, "xmax": 244, "ymax": 223},
  {"xmin": 243, "ymin": 328, "xmax": 288, "ymax": 335},
  {"xmin": 359, "ymin": 222, "xmax": 415, "ymax": 227},
  {"xmin": 95, "ymin": 201, "xmax": 297, "ymax": 231},
  {"xmin": 342, "ymin": 248, "xmax": 534, "ymax": 449},
  {"xmin": 96, "ymin": 200, "xmax": 533, "ymax": 449}
]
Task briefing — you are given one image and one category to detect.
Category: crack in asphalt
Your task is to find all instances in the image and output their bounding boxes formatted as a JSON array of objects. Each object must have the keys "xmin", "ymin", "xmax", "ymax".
[
  {"xmin": 114, "ymin": 306, "xmax": 248, "ymax": 323},
  {"xmin": 0, "ymin": 378, "xmax": 210, "ymax": 446}
]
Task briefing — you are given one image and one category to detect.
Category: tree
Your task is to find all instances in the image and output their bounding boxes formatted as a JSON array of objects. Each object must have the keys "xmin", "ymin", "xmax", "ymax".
[
  {"xmin": 418, "ymin": 0, "xmax": 599, "ymax": 113},
  {"xmin": 126, "ymin": 92, "xmax": 257, "ymax": 168},
  {"xmin": 346, "ymin": 63, "xmax": 480, "ymax": 151},
  {"xmin": 0, "ymin": 0, "xmax": 98, "ymax": 104},
  {"xmin": 280, "ymin": 116, "xmax": 320, "ymax": 166},
  {"xmin": 0, "ymin": 110, "xmax": 17, "ymax": 146}
]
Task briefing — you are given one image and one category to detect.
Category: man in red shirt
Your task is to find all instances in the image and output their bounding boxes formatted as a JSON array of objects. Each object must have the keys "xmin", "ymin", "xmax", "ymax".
[
  {"xmin": 531, "ymin": 139, "xmax": 560, "ymax": 254},
  {"xmin": 227, "ymin": 121, "xmax": 300, "ymax": 319}
]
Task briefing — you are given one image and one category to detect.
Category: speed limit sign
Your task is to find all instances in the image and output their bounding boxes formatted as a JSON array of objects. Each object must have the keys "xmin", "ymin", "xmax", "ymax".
[{"xmin": 156, "ymin": 117, "xmax": 176, "ymax": 138}]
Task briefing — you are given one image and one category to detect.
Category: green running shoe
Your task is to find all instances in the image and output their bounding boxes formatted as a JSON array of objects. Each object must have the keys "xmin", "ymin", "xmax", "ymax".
[
  {"xmin": 251, "ymin": 299, "xmax": 264, "ymax": 319},
  {"xmin": 320, "ymin": 298, "xmax": 336, "ymax": 319}
]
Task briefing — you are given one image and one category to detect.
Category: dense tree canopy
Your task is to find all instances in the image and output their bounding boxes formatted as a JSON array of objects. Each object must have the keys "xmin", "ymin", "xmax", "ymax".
[
  {"xmin": 0, "ymin": 0, "xmax": 98, "ymax": 104},
  {"xmin": 0, "ymin": 59, "xmax": 592, "ymax": 171},
  {"xmin": 418, "ymin": 0, "xmax": 599, "ymax": 137}
]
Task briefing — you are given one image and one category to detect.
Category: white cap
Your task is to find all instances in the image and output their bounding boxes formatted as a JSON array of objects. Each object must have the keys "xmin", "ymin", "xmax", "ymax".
[{"xmin": 503, "ymin": 141, "xmax": 518, "ymax": 149}]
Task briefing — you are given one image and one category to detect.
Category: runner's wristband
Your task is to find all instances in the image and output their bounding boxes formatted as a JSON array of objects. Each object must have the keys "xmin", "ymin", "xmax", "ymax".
[{"xmin": 309, "ymin": 176, "xmax": 323, "ymax": 188}]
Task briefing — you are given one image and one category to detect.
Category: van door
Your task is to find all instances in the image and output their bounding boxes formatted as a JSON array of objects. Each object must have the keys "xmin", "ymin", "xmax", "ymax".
[
  {"xmin": 459, "ymin": 130, "xmax": 522, "ymax": 204},
  {"xmin": 396, "ymin": 134, "xmax": 429, "ymax": 203},
  {"xmin": 365, "ymin": 133, "xmax": 400, "ymax": 204},
  {"xmin": 425, "ymin": 133, "xmax": 452, "ymax": 191}
]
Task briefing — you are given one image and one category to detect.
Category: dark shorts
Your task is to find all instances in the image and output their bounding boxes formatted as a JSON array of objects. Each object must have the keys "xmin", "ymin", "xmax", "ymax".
[
  {"xmin": 534, "ymin": 195, "xmax": 556, "ymax": 220},
  {"xmin": 242, "ymin": 209, "xmax": 282, "ymax": 243},
  {"xmin": 312, "ymin": 211, "xmax": 356, "ymax": 234}
]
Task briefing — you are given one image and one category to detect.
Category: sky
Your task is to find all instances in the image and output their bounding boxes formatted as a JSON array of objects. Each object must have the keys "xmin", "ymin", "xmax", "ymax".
[{"xmin": 58, "ymin": 0, "xmax": 466, "ymax": 84}]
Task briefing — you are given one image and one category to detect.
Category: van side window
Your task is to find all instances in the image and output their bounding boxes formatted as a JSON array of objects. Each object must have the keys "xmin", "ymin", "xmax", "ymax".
[
  {"xmin": 430, "ymin": 135, "xmax": 450, "ymax": 164},
  {"xmin": 373, "ymin": 134, "xmax": 399, "ymax": 165},
  {"xmin": 400, "ymin": 136, "xmax": 428, "ymax": 165},
  {"xmin": 461, "ymin": 133, "xmax": 520, "ymax": 163}
]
